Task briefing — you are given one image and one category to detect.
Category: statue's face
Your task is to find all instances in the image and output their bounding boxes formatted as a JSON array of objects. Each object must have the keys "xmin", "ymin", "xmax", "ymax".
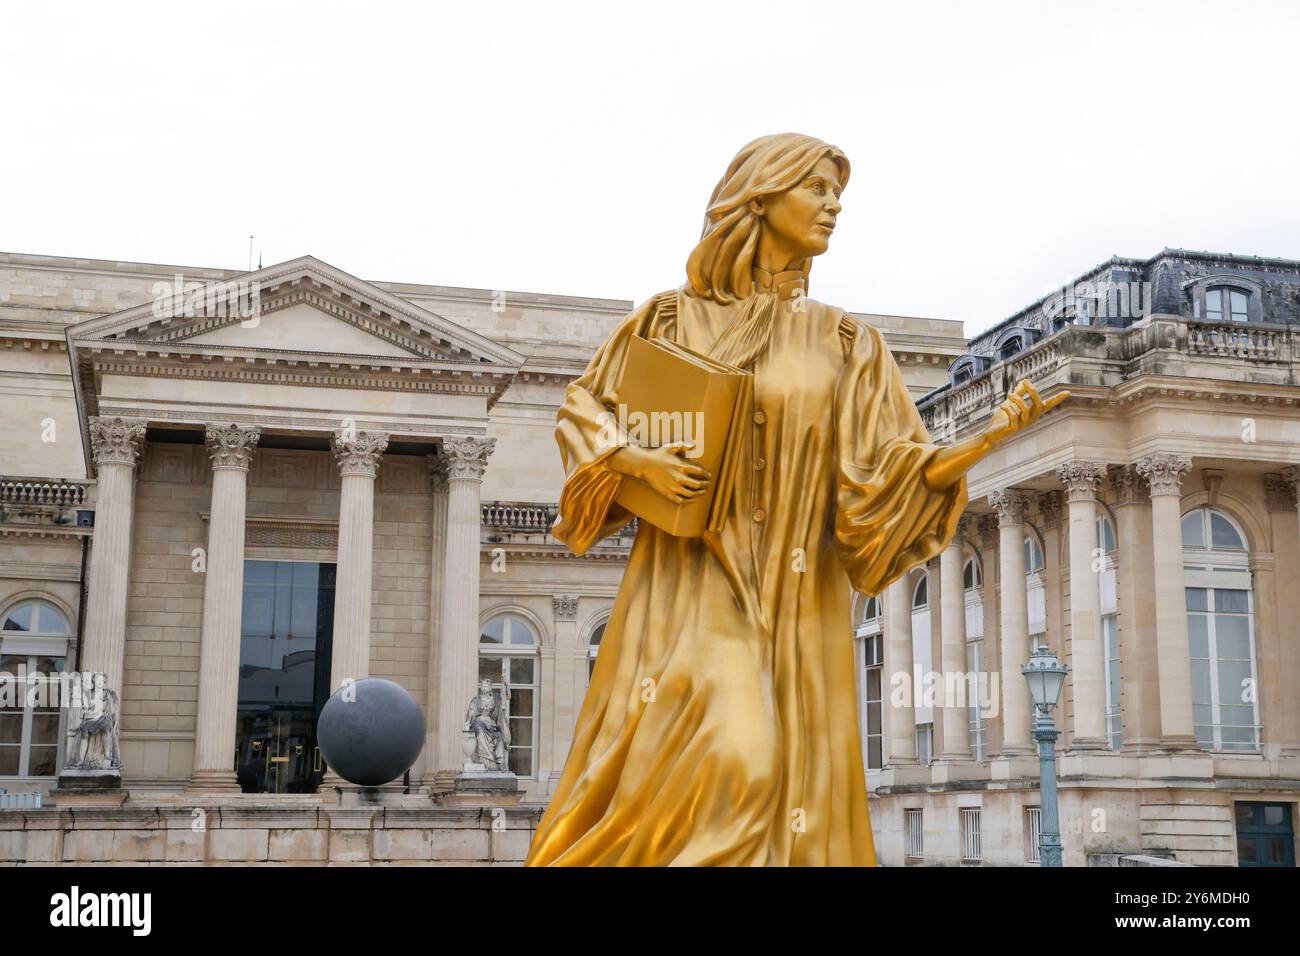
[
  {"xmin": 479, "ymin": 679, "xmax": 492, "ymax": 693},
  {"xmin": 756, "ymin": 155, "xmax": 844, "ymax": 261}
]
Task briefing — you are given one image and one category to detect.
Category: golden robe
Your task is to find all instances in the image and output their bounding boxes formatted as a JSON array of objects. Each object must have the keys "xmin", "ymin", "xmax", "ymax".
[{"xmin": 524, "ymin": 276, "xmax": 967, "ymax": 866}]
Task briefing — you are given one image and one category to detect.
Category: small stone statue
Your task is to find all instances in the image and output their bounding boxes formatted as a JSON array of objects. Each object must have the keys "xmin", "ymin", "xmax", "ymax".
[
  {"xmin": 464, "ymin": 678, "xmax": 511, "ymax": 772},
  {"xmin": 67, "ymin": 687, "xmax": 122, "ymax": 771}
]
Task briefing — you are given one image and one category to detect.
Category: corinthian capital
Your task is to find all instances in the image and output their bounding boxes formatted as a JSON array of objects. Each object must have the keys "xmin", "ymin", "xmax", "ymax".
[
  {"xmin": 427, "ymin": 454, "xmax": 449, "ymax": 495},
  {"xmin": 443, "ymin": 436, "xmax": 496, "ymax": 482},
  {"xmin": 1109, "ymin": 464, "xmax": 1148, "ymax": 506},
  {"xmin": 333, "ymin": 429, "xmax": 389, "ymax": 478},
  {"xmin": 1265, "ymin": 471, "xmax": 1297, "ymax": 513},
  {"xmin": 1056, "ymin": 460, "xmax": 1106, "ymax": 502},
  {"xmin": 205, "ymin": 423, "xmax": 261, "ymax": 470},
  {"xmin": 1134, "ymin": 453, "xmax": 1192, "ymax": 497},
  {"xmin": 988, "ymin": 489, "xmax": 1031, "ymax": 527},
  {"xmin": 88, "ymin": 416, "xmax": 147, "ymax": 468},
  {"xmin": 1037, "ymin": 491, "xmax": 1063, "ymax": 530}
]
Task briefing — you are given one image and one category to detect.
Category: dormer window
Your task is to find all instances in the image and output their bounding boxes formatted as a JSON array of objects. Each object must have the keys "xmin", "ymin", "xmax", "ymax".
[
  {"xmin": 1000, "ymin": 340, "xmax": 1021, "ymax": 361},
  {"xmin": 1206, "ymin": 286, "xmax": 1248, "ymax": 323},
  {"xmin": 1189, "ymin": 277, "xmax": 1261, "ymax": 324},
  {"xmin": 954, "ymin": 368, "xmax": 971, "ymax": 385}
]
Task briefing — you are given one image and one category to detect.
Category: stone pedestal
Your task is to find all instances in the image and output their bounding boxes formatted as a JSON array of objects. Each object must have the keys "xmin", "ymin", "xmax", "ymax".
[{"xmin": 436, "ymin": 771, "xmax": 522, "ymax": 808}]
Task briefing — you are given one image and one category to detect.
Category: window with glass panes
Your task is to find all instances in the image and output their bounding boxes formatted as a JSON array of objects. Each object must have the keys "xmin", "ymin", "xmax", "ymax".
[
  {"xmin": 854, "ymin": 595, "xmax": 883, "ymax": 771},
  {"xmin": 1097, "ymin": 512, "xmax": 1121, "ymax": 749},
  {"xmin": 586, "ymin": 621, "xmax": 606, "ymax": 683},
  {"xmin": 1205, "ymin": 286, "xmax": 1249, "ymax": 323},
  {"xmin": 1181, "ymin": 507, "xmax": 1259, "ymax": 752},
  {"xmin": 1024, "ymin": 532, "xmax": 1046, "ymax": 637},
  {"xmin": 963, "ymin": 557, "xmax": 987, "ymax": 760},
  {"xmin": 1, "ymin": 600, "xmax": 72, "ymax": 778},
  {"xmin": 478, "ymin": 614, "xmax": 540, "ymax": 776},
  {"xmin": 910, "ymin": 573, "xmax": 933, "ymax": 766}
]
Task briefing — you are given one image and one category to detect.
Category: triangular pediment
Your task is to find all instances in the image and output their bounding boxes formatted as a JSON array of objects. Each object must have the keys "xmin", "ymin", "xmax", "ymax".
[
  {"xmin": 65, "ymin": 255, "xmax": 526, "ymax": 368},
  {"xmin": 183, "ymin": 302, "xmax": 417, "ymax": 357}
]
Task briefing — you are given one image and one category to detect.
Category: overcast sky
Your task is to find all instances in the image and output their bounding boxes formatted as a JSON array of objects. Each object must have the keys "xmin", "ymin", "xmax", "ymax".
[{"xmin": 4, "ymin": 0, "xmax": 1297, "ymax": 335}]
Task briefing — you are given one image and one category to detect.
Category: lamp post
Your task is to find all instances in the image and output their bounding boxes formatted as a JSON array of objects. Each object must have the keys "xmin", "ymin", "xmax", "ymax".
[{"xmin": 1021, "ymin": 643, "xmax": 1069, "ymax": 867}]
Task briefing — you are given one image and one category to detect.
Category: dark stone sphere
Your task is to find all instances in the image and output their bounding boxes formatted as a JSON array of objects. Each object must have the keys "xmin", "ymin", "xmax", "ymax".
[{"xmin": 317, "ymin": 678, "xmax": 426, "ymax": 787}]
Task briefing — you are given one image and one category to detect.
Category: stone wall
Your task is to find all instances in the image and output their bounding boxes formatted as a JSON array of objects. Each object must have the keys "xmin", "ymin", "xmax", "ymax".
[{"xmin": 0, "ymin": 802, "xmax": 543, "ymax": 866}]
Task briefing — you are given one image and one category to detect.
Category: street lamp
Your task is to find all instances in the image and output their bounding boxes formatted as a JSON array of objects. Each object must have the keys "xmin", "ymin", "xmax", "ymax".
[{"xmin": 1021, "ymin": 643, "xmax": 1069, "ymax": 867}]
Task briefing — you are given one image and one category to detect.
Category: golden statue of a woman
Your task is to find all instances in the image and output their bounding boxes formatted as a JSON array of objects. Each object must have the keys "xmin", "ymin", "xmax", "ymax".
[{"xmin": 524, "ymin": 133, "xmax": 1066, "ymax": 866}]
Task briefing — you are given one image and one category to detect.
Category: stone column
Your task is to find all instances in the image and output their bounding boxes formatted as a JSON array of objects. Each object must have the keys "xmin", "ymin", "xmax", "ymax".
[
  {"xmin": 1276, "ymin": 468, "xmax": 1300, "ymax": 757},
  {"xmin": 1111, "ymin": 465, "xmax": 1159, "ymax": 750},
  {"xmin": 1037, "ymin": 492, "xmax": 1064, "ymax": 662},
  {"xmin": 1135, "ymin": 453, "xmax": 1197, "ymax": 750},
  {"xmin": 80, "ymin": 417, "xmax": 147, "ymax": 731},
  {"xmin": 977, "ymin": 514, "xmax": 1002, "ymax": 754},
  {"xmin": 937, "ymin": 525, "xmax": 971, "ymax": 761},
  {"xmin": 190, "ymin": 424, "xmax": 260, "ymax": 790},
  {"xmin": 548, "ymin": 594, "xmax": 580, "ymax": 790},
  {"xmin": 419, "ymin": 456, "xmax": 449, "ymax": 788},
  {"xmin": 434, "ymin": 436, "xmax": 495, "ymax": 782},
  {"xmin": 330, "ymin": 430, "xmax": 388, "ymax": 692},
  {"xmin": 884, "ymin": 574, "xmax": 917, "ymax": 766},
  {"xmin": 1057, "ymin": 461, "xmax": 1108, "ymax": 750},
  {"xmin": 990, "ymin": 489, "xmax": 1033, "ymax": 755}
]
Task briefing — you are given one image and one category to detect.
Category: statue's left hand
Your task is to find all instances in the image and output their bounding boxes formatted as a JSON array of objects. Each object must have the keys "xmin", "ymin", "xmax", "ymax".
[{"xmin": 983, "ymin": 379, "xmax": 1069, "ymax": 447}]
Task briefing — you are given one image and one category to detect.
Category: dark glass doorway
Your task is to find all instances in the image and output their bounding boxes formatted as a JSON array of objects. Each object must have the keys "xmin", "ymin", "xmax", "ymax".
[
  {"xmin": 235, "ymin": 561, "xmax": 335, "ymax": 793},
  {"xmin": 1235, "ymin": 801, "xmax": 1296, "ymax": 867}
]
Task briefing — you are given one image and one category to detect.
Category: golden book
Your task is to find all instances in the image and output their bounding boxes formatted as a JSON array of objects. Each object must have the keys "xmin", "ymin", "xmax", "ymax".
[{"xmin": 612, "ymin": 335, "xmax": 753, "ymax": 537}]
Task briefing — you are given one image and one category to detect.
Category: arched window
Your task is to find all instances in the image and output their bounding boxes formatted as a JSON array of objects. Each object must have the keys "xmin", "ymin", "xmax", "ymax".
[
  {"xmin": 854, "ymin": 595, "xmax": 883, "ymax": 771},
  {"xmin": 479, "ymin": 614, "xmax": 540, "ymax": 776},
  {"xmin": 1, "ymin": 598, "xmax": 73, "ymax": 778},
  {"xmin": 1181, "ymin": 507, "xmax": 1258, "ymax": 752},
  {"xmin": 910, "ymin": 571, "xmax": 934, "ymax": 765},
  {"xmin": 1097, "ymin": 512, "xmax": 1121, "ymax": 749},
  {"xmin": 586, "ymin": 621, "xmax": 607, "ymax": 683},
  {"xmin": 1205, "ymin": 286, "xmax": 1249, "ymax": 323},
  {"xmin": 963, "ymin": 555, "xmax": 987, "ymax": 760},
  {"xmin": 1024, "ymin": 531, "xmax": 1047, "ymax": 638},
  {"xmin": 1001, "ymin": 339, "xmax": 1022, "ymax": 361}
]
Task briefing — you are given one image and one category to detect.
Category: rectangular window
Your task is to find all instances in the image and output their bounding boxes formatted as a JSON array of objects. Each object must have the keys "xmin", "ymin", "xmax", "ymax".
[
  {"xmin": 1027, "ymin": 807, "xmax": 1042, "ymax": 863},
  {"xmin": 905, "ymin": 808, "xmax": 924, "ymax": 859},
  {"xmin": 966, "ymin": 640, "xmax": 987, "ymax": 760},
  {"xmin": 961, "ymin": 807, "xmax": 982, "ymax": 862},
  {"xmin": 862, "ymin": 634, "xmax": 883, "ymax": 770},
  {"xmin": 0, "ymin": 654, "xmax": 66, "ymax": 778},
  {"xmin": 1103, "ymin": 615, "xmax": 1122, "ymax": 749},
  {"xmin": 1187, "ymin": 586, "xmax": 1259, "ymax": 751},
  {"xmin": 915, "ymin": 723, "xmax": 933, "ymax": 766}
]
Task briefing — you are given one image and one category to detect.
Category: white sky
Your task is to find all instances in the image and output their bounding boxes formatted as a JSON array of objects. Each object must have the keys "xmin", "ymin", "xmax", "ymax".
[{"xmin": 3, "ymin": 0, "xmax": 1297, "ymax": 336}]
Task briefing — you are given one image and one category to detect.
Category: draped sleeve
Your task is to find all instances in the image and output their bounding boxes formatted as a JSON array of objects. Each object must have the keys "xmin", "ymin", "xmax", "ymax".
[
  {"xmin": 833, "ymin": 315, "xmax": 968, "ymax": 596},
  {"xmin": 552, "ymin": 289, "xmax": 678, "ymax": 554}
]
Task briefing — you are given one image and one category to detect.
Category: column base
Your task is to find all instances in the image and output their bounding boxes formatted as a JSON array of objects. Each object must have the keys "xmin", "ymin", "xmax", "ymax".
[
  {"xmin": 930, "ymin": 756, "xmax": 987, "ymax": 785},
  {"xmin": 186, "ymin": 770, "xmax": 241, "ymax": 793},
  {"xmin": 1156, "ymin": 734, "xmax": 1202, "ymax": 754},
  {"xmin": 995, "ymin": 744, "xmax": 1036, "ymax": 758},
  {"xmin": 1064, "ymin": 736, "xmax": 1110, "ymax": 754},
  {"xmin": 1121, "ymin": 737, "xmax": 1166, "ymax": 754},
  {"xmin": 877, "ymin": 761, "xmax": 930, "ymax": 789}
]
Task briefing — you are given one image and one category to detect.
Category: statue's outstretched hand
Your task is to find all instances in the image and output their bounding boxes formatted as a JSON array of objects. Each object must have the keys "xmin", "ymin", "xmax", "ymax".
[{"xmin": 983, "ymin": 379, "xmax": 1069, "ymax": 447}]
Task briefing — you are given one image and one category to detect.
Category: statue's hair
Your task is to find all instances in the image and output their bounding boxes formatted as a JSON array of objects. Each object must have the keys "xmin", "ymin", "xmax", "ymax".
[{"xmin": 686, "ymin": 133, "xmax": 850, "ymax": 304}]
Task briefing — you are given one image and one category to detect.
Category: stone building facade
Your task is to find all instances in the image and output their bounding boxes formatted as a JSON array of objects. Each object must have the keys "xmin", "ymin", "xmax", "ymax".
[{"xmin": 1, "ymin": 247, "xmax": 1296, "ymax": 865}]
